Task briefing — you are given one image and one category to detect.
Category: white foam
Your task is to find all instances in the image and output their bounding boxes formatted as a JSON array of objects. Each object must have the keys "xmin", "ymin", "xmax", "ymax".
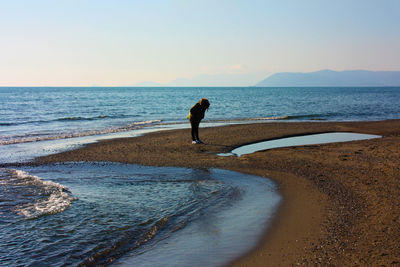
[
  {"xmin": 0, "ymin": 119, "xmax": 163, "ymax": 145},
  {"xmin": 10, "ymin": 169, "xmax": 77, "ymax": 218},
  {"xmin": 124, "ymin": 119, "xmax": 162, "ymax": 128},
  {"xmin": 247, "ymin": 116, "xmax": 290, "ymax": 120}
]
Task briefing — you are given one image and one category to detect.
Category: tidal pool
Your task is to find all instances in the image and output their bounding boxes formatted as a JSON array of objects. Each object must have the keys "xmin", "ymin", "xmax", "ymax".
[{"xmin": 219, "ymin": 132, "xmax": 381, "ymax": 157}]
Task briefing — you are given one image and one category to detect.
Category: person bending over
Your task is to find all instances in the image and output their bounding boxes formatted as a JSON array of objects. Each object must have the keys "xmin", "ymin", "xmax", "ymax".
[{"xmin": 187, "ymin": 98, "xmax": 210, "ymax": 144}]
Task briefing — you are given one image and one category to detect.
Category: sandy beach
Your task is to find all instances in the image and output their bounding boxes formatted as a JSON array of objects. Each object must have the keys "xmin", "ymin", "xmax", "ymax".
[{"xmin": 35, "ymin": 120, "xmax": 400, "ymax": 266}]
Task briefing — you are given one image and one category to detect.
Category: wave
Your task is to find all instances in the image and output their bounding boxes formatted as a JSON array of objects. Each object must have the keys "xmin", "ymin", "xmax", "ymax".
[
  {"xmin": 80, "ymin": 178, "xmax": 231, "ymax": 265},
  {"xmin": 57, "ymin": 116, "xmax": 101, "ymax": 121},
  {"xmin": 281, "ymin": 113, "xmax": 337, "ymax": 120},
  {"xmin": 0, "ymin": 113, "xmax": 336, "ymax": 145},
  {"xmin": 4, "ymin": 169, "xmax": 77, "ymax": 219},
  {"xmin": 0, "ymin": 119, "xmax": 163, "ymax": 145},
  {"xmin": 203, "ymin": 116, "xmax": 288, "ymax": 123},
  {"xmin": 206, "ymin": 113, "xmax": 334, "ymax": 123},
  {"xmin": 56, "ymin": 115, "xmax": 134, "ymax": 122},
  {"xmin": 253, "ymin": 113, "xmax": 337, "ymax": 121},
  {"xmin": 82, "ymin": 216, "xmax": 169, "ymax": 266},
  {"xmin": 0, "ymin": 114, "xmax": 138, "ymax": 127},
  {"xmin": 0, "ymin": 120, "xmax": 49, "ymax": 126},
  {"xmin": 0, "ymin": 114, "xmax": 314, "ymax": 128},
  {"xmin": 122, "ymin": 119, "xmax": 163, "ymax": 129},
  {"xmin": 247, "ymin": 116, "xmax": 293, "ymax": 120}
]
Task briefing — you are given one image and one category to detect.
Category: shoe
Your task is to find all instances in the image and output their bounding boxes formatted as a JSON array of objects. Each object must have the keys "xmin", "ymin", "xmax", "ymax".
[
  {"xmin": 192, "ymin": 141, "xmax": 198, "ymax": 144},
  {"xmin": 197, "ymin": 140, "xmax": 204, "ymax": 144}
]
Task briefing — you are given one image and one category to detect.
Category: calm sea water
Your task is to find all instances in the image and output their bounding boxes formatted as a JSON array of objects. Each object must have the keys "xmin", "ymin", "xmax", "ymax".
[
  {"xmin": 0, "ymin": 87, "xmax": 399, "ymax": 266},
  {"xmin": 1, "ymin": 87, "xmax": 400, "ymax": 146}
]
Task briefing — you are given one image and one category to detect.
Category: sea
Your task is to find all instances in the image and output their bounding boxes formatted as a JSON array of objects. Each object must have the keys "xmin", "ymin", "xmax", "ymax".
[{"xmin": 1, "ymin": 86, "xmax": 399, "ymax": 266}]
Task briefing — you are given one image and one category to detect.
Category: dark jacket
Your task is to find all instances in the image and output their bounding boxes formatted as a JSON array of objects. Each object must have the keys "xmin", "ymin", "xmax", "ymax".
[{"xmin": 189, "ymin": 103, "xmax": 206, "ymax": 122}]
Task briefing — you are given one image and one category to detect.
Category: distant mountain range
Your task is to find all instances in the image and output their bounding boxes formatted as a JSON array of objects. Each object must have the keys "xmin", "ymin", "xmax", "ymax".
[
  {"xmin": 134, "ymin": 72, "xmax": 266, "ymax": 87},
  {"xmin": 255, "ymin": 70, "xmax": 400, "ymax": 87}
]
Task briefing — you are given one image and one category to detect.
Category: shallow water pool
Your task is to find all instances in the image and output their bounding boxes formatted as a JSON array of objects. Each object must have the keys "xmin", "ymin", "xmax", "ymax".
[{"xmin": 219, "ymin": 132, "xmax": 381, "ymax": 157}]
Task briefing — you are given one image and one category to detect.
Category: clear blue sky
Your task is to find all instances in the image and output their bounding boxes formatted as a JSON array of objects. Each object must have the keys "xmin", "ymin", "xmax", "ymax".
[{"xmin": 1, "ymin": 0, "xmax": 399, "ymax": 86}]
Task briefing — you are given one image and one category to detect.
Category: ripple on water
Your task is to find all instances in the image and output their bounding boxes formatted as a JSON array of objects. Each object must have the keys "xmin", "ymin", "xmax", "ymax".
[{"xmin": 0, "ymin": 163, "xmax": 281, "ymax": 267}]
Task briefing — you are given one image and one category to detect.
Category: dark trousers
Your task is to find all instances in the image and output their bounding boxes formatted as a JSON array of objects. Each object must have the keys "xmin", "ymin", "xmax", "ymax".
[{"xmin": 190, "ymin": 119, "xmax": 200, "ymax": 141}]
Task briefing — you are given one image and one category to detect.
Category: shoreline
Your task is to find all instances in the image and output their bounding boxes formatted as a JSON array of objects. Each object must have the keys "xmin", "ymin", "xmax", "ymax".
[{"xmin": 34, "ymin": 119, "xmax": 400, "ymax": 265}]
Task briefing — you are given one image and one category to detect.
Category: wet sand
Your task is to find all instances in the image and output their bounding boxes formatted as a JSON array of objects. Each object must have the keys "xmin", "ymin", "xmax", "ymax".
[{"xmin": 35, "ymin": 120, "xmax": 400, "ymax": 266}]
